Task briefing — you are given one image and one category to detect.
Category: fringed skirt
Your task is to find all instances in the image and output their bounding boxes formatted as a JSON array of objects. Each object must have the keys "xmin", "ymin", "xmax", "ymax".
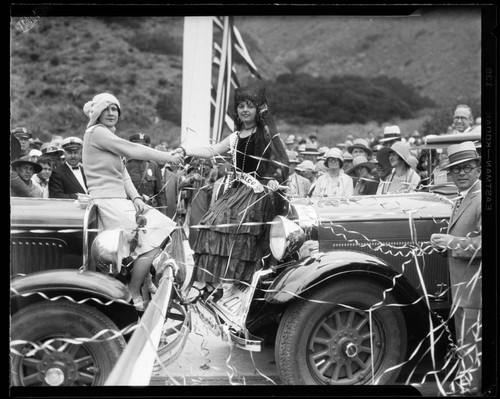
[{"xmin": 191, "ymin": 183, "xmax": 275, "ymax": 284}]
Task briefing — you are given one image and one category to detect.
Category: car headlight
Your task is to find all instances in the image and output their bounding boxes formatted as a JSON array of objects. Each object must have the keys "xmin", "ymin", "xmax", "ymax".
[
  {"xmin": 91, "ymin": 228, "xmax": 124, "ymax": 275},
  {"xmin": 270, "ymin": 215, "xmax": 306, "ymax": 260}
]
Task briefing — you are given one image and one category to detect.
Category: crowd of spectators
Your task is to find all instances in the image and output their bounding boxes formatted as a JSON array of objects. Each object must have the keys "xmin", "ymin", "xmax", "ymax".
[{"xmin": 10, "ymin": 102, "xmax": 481, "ymax": 215}]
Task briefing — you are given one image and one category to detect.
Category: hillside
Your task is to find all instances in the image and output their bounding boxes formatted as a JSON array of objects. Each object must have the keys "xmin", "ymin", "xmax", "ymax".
[
  {"xmin": 234, "ymin": 8, "xmax": 481, "ymax": 105},
  {"xmin": 10, "ymin": 7, "xmax": 482, "ymax": 146}
]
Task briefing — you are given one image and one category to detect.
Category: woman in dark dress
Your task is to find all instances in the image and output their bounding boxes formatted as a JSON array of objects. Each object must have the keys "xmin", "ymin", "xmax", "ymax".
[{"xmin": 176, "ymin": 85, "xmax": 289, "ymax": 293}]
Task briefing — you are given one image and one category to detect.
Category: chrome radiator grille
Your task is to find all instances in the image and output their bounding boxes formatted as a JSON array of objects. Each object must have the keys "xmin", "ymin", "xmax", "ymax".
[{"xmin": 10, "ymin": 238, "xmax": 67, "ymax": 275}]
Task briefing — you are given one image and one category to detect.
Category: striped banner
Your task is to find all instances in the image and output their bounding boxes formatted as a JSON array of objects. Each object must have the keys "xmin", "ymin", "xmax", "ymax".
[{"xmin": 182, "ymin": 16, "xmax": 262, "ymax": 147}]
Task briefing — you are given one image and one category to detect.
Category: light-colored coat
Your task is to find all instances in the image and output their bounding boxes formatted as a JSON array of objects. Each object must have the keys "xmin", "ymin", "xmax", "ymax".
[
  {"xmin": 447, "ymin": 180, "xmax": 482, "ymax": 309},
  {"xmin": 287, "ymin": 172, "xmax": 312, "ymax": 198}
]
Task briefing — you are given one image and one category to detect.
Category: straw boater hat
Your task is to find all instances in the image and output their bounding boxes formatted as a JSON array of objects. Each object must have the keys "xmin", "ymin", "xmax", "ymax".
[
  {"xmin": 285, "ymin": 135, "xmax": 295, "ymax": 145},
  {"xmin": 440, "ymin": 141, "xmax": 480, "ymax": 170},
  {"xmin": 347, "ymin": 155, "xmax": 377, "ymax": 176},
  {"xmin": 11, "ymin": 155, "xmax": 42, "ymax": 173},
  {"xmin": 300, "ymin": 143, "xmax": 321, "ymax": 156},
  {"xmin": 379, "ymin": 125, "xmax": 402, "ymax": 143},
  {"xmin": 347, "ymin": 138, "xmax": 372, "ymax": 156}
]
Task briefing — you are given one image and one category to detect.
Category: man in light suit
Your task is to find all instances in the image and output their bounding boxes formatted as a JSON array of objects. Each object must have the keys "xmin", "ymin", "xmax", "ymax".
[
  {"xmin": 430, "ymin": 141, "xmax": 482, "ymax": 396},
  {"xmin": 286, "ymin": 150, "xmax": 311, "ymax": 198},
  {"xmin": 49, "ymin": 137, "xmax": 87, "ymax": 199}
]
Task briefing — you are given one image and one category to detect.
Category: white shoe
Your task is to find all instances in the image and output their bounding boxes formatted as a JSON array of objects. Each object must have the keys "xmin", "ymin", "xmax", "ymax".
[
  {"xmin": 147, "ymin": 279, "xmax": 157, "ymax": 295},
  {"xmin": 132, "ymin": 295, "xmax": 145, "ymax": 311}
]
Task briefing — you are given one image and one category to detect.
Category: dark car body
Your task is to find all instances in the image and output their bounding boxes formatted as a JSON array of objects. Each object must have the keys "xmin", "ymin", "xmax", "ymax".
[{"xmin": 10, "ymin": 190, "xmax": 454, "ymax": 386}]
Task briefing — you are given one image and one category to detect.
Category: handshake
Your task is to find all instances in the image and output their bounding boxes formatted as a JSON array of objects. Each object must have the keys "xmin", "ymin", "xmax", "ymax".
[{"xmin": 167, "ymin": 147, "xmax": 187, "ymax": 165}]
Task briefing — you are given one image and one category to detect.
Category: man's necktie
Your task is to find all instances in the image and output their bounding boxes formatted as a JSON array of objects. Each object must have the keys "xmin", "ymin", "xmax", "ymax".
[
  {"xmin": 453, "ymin": 195, "xmax": 463, "ymax": 217},
  {"xmin": 71, "ymin": 166, "xmax": 80, "ymax": 170}
]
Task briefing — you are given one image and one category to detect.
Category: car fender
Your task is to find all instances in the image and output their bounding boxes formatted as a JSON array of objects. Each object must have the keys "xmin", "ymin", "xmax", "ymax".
[
  {"xmin": 265, "ymin": 250, "xmax": 420, "ymax": 305},
  {"xmin": 10, "ymin": 269, "xmax": 131, "ymax": 303}
]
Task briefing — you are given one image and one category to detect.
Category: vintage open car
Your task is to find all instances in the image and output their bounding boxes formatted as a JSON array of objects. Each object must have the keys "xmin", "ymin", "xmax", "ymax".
[{"xmin": 10, "ymin": 190, "xmax": 455, "ymax": 387}]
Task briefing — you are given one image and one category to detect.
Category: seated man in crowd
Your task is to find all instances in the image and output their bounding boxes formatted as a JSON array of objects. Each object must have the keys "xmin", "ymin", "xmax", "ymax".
[
  {"xmin": 286, "ymin": 151, "xmax": 311, "ymax": 198},
  {"xmin": 49, "ymin": 137, "xmax": 88, "ymax": 199},
  {"xmin": 11, "ymin": 156, "xmax": 43, "ymax": 198}
]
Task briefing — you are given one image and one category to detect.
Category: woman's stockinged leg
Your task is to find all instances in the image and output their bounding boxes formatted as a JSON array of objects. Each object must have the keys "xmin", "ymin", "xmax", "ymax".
[{"xmin": 129, "ymin": 248, "xmax": 161, "ymax": 298}]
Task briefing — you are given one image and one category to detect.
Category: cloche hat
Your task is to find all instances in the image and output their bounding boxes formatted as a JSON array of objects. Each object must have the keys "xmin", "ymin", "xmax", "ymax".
[
  {"xmin": 347, "ymin": 155, "xmax": 376, "ymax": 176},
  {"xmin": 83, "ymin": 93, "xmax": 121, "ymax": 128}
]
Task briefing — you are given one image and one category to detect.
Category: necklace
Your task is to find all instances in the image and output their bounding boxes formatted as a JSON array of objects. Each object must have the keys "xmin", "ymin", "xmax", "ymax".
[{"xmin": 236, "ymin": 130, "xmax": 254, "ymax": 173}]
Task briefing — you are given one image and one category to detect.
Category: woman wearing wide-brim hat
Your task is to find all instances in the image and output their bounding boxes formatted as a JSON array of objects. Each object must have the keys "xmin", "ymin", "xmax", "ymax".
[
  {"xmin": 347, "ymin": 156, "xmax": 378, "ymax": 195},
  {"xmin": 376, "ymin": 141, "xmax": 421, "ymax": 194}
]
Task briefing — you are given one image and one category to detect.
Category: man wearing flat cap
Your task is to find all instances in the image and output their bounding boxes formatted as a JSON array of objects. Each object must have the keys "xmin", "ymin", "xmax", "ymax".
[
  {"xmin": 49, "ymin": 136, "xmax": 88, "ymax": 199},
  {"xmin": 126, "ymin": 133, "xmax": 167, "ymax": 215},
  {"xmin": 430, "ymin": 141, "xmax": 482, "ymax": 395},
  {"xmin": 11, "ymin": 156, "xmax": 44, "ymax": 197}
]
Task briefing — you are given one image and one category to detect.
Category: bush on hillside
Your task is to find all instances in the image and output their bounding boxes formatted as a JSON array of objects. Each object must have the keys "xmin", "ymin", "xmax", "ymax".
[
  {"xmin": 266, "ymin": 73, "xmax": 436, "ymax": 125},
  {"xmin": 156, "ymin": 92, "xmax": 182, "ymax": 125},
  {"xmin": 127, "ymin": 32, "xmax": 182, "ymax": 56}
]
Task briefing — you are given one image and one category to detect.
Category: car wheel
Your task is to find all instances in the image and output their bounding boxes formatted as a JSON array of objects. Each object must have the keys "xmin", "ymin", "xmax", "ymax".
[
  {"xmin": 275, "ymin": 278, "xmax": 407, "ymax": 385},
  {"xmin": 10, "ymin": 300, "xmax": 126, "ymax": 386}
]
